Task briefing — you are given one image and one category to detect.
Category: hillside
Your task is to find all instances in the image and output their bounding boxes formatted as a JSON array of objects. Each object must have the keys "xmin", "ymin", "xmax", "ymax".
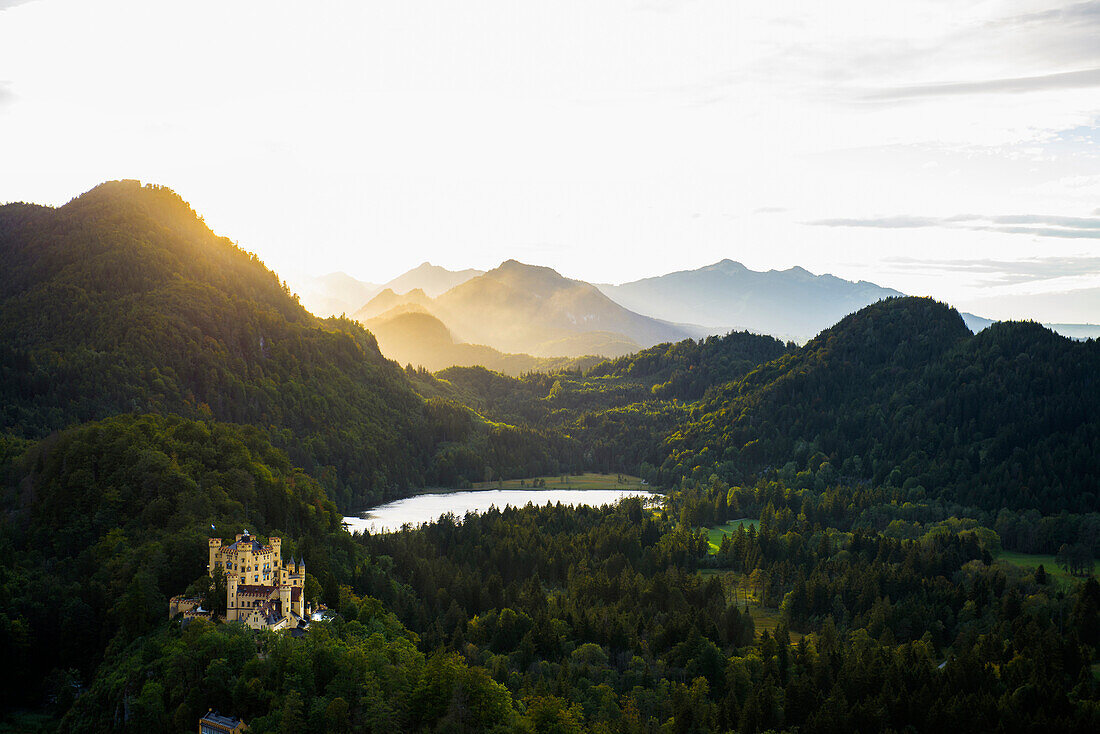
[
  {"xmin": 418, "ymin": 330, "xmax": 793, "ymax": 472},
  {"xmin": 365, "ymin": 307, "xmax": 601, "ymax": 375},
  {"xmin": 599, "ymin": 259, "xmax": 904, "ymax": 341},
  {"xmin": 0, "ymin": 181, "xmax": 528, "ymax": 507},
  {"xmin": 0, "ymin": 414, "xmax": 353, "ymax": 709},
  {"xmin": 661, "ymin": 296, "xmax": 1100, "ymax": 514}
]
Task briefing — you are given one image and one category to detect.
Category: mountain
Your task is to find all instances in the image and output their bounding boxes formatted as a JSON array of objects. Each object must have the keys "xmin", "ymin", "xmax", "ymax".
[
  {"xmin": 286, "ymin": 263, "xmax": 480, "ymax": 319},
  {"xmin": 356, "ymin": 259, "xmax": 697, "ymax": 358},
  {"xmin": 661, "ymin": 296, "xmax": 1100, "ymax": 514},
  {"xmin": 288, "ymin": 271, "xmax": 381, "ymax": 317},
  {"xmin": 364, "ymin": 307, "xmax": 602, "ymax": 375},
  {"xmin": 0, "ymin": 180, "xmax": 550, "ymax": 508},
  {"xmin": 357, "ymin": 287, "xmax": 436, "ymax": 321},
  {"xmin": 598, "ymin": 259, "xmax": 904, "ymax": 341},
  {"xmin": 380, "ymin": 261, "xmax": 484, "ymax": 298},
  {"xmin": 960, "ymin": 311, "xmax": 996, "ymax": 333}
]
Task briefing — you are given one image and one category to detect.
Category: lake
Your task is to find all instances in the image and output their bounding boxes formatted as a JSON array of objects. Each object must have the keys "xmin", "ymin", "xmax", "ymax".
[{"xmin": 343, "ymin": 487, "xmax": 657, "ymax": 534}]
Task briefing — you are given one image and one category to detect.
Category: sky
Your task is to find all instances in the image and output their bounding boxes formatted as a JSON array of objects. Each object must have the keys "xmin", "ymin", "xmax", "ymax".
[{"xmin": 1, "ymin": 0, "xmax": 1099, "ymax": 323}]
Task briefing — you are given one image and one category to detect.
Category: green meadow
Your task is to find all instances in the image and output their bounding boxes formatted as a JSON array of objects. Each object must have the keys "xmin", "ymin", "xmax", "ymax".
[
  {"xmin": 996, "ymin": 550, "xmax": 1082, "ymax": 586},
  {"xmin": 705, "ymin": 518, "xmax": 760, "ymax": 554}
]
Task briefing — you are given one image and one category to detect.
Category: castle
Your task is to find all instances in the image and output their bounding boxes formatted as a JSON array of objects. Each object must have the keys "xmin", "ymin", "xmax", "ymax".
[{"xmin": 171, "ymin": 531, "xmax": 311, "ymax": 631}]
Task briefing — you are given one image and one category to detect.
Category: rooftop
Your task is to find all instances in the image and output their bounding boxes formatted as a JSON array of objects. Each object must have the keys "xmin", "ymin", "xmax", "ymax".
[
  {"xmin": 199, "ymin": 710, "xmax": 244, "ymax": 727},
  {"xmin": 224, "ymin": 537, "xmax": 267, "ymax": 553}
]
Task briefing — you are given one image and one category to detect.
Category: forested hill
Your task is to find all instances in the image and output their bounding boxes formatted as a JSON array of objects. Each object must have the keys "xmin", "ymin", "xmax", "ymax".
[
  {"xmin": 410, "ymin": 330, "xmax": 794, "ymax": 475},
  {"xmin": 0, "ymin": 181, "xmax": 477, "ymax": 507},
  {"xmin": 663, "ymin": 296, "xmax": 1100, "ymax": 513},
  {"xmin": 586, "ymin": 329, "xmax": 794, "ymax": 400},
  {"xmin": 0, "ymin": 413, "xmax": 399, "ymax": 714}
]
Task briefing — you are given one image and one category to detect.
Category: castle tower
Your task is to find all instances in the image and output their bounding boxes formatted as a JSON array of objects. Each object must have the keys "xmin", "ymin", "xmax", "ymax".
[
  {"xmin": 208, "ymin": 538, "xmax": 223, "ymax": 576},
  {"xmin": 293, "ymin": 558, "xmax": 306, "ymax": 616},
  {"xmin": 226, "ymin": 572, "xmax": 239, "ymax": 622},
  {"xmin": 270, "ymin": 536, "xmax": 282, "ymax": 568},
  {"xmin": 279, "ymin": 583, "xmax": 291, "ymax": 620}
]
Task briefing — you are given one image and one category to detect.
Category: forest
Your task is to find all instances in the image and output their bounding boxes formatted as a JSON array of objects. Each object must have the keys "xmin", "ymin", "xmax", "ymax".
[{"xmin": 0, "ymin": 182, "xmax": 1097, "ymax": 732}]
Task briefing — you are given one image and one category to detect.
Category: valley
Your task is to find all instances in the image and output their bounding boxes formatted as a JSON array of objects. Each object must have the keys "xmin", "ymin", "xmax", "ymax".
[{"xmin": 0, "ymin": 182, "xmax": 1096, "ymax": 732}]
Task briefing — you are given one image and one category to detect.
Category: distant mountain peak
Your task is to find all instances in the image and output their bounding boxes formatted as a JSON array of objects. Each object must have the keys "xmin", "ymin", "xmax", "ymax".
[
  {"xmin": 496, "ymin": 258, "xmax": 551, "ymax": 273},
  {"xmin": 487, "ymin": 259, "xmax": 569, "ymax": 288},
  {"xmin": 712, "ymin": 259, "xmax": 748, "ymax": 271},
  {"xmin": 379, "ymin": 262, "xmax": 485, "ymax": 299}
]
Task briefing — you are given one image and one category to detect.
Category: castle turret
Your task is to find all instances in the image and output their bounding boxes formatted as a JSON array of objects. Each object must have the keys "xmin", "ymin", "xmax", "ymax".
[
  {"xmin": 293, "ymin": 557, "xmax": 306, "ymax": 616},
  {"xmin": 226, "ymin": 572, "xmax": 239, "ymax": 622},
  {"xmin": 270, "ymin": 536, "xmax": 282, "ymax": 567},
  {"xmin": 279, "ymin": 583, "xmax": 292, "ymax": 620},
  {"xmin": 208, "ymin": 538, "xmax": 223, "ymax": 576}
]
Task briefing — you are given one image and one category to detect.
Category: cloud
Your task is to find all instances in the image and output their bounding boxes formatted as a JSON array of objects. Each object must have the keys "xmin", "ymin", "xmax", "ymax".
[
  {"xmin": 0, "ymin": 82, "xmax": 13, "ymax": 108},
  {"xmin": 0, "ymin": 1, "xmax": 38, "ymax": 10},
  {"xmin": 752, "ymin": 206, "xmax": 787, "ymax": 215},
  {"xmin": 808, "ymin": 213, "xmax": 1100, "ymax": 240},
  {"xmin": 811, "ymin": 215, "xmax": 943, "ymax": 229},
  {"xmin": 863, "ymin": 67, "xmax": 1100, "ymax": 101},
  {"xmin": 986, "ymin": 1, "xmax": 1100, "ymax": 31},
  {"xmin": 884, "ymin": 256, "xmax": 1100, "ymax": 285}
]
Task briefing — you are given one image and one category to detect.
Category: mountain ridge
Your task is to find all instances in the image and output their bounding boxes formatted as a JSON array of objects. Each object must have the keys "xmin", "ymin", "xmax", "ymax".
[
  {"xmin": 597, "ymin": 259, "xmax": 905, "ymax": 341},
  {"xmin": 354, "ymin": 259, "xmax": 696, "ymax": 360}
]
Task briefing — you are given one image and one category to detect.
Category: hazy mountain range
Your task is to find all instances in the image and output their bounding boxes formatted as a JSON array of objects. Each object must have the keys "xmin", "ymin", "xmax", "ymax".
[
  {"xmin": 290, "ymin": 271, "xmax": 381, "ymax": 318},
  {"xmin": 597, "ymin": 259, "xmax": 904, "ymax": 342},
  {"xmin": 353, "ymin": 259, "xmax": 700, "ymax": 361},
  {"xmin": 296, "ymin": 258, "xmax": 1098, "ymax": 371},
  {"xmin": 290, "ymin": 262, "xmax": 486, "ymax": 318}
]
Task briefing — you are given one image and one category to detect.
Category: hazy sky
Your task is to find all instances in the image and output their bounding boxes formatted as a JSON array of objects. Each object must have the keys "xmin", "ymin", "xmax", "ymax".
[{"xmin": 2, "ymin": 0, "xmax": 1099, "ymax": 322}]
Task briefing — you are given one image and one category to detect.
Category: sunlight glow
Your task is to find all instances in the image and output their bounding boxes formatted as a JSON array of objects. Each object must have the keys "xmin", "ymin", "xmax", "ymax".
[{"xmin": 0, "ymin": 0, "xmax": 1098, "ymax": 321}]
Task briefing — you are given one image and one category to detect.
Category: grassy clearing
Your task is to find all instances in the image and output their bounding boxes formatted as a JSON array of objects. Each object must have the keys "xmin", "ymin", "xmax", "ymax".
[
  {"xmin": 705, "ymin": 518, "xmax": 759, "ymax": 554},
  {"xmin": 996, "ymin": 550, "xmax": 1080, "ymax": 586},
  {"xmin": 698, "ymin": 568, "xmax": 802, "ymax": 642},
  {"xmin": 473, "ymin": 472, "xmax": 647, "ymax": 491},
  {"xmin": 749, "ymin": 605, "xmax": 802, "ymax": 642}
]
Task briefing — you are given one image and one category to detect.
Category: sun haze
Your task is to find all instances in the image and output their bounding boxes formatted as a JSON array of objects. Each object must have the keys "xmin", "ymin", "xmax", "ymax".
[{"xmin": 0, "ymin": 0, "xmax": 1098, "ymax": 322}]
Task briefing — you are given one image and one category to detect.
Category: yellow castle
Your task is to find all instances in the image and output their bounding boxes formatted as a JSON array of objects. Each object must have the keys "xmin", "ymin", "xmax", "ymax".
[
  {"xmin": 211, "ymin": 531, "xmax": 310, "ymax": 630},
  {"xmin": 171, "ymin": 531, "xmax": 311, "ymax": 631}
]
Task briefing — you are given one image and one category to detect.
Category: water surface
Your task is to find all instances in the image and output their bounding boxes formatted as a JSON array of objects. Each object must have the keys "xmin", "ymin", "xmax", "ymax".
[{"xmin": 343, "ymin": 487, "xmax": 656, "ymax": 534}]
